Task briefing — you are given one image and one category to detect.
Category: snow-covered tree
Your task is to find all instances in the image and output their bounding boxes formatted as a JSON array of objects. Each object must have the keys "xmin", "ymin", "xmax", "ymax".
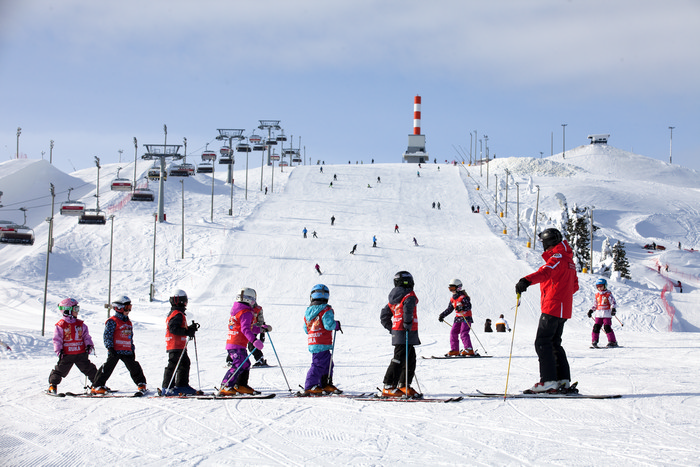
[
  {"xmin": 601, "ymin": 237, "xmax": 612, "ymax": 261},
  {"xmin": 612, "ymin": 241, "xmax": 631, "ymax": 279},
  {"xmin": 566, "ymin": 204, "xmax": 590, "ymax": 271}
]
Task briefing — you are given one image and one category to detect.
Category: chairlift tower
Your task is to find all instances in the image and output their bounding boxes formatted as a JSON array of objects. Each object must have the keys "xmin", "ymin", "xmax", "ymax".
[
  {"xmin": 141, "ymin": 142, "xmax": 183, "ymax": 223},
  {"xmin": 258, "ymin": 120, "xmax": 282, "ymax": 191},
  {"xmin": 217, "ymin": 129, "xmax": 244, "ymax": 184}
]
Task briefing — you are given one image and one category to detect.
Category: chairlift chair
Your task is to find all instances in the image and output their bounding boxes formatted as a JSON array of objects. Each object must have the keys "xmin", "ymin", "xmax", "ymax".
[
  {"xmin": 236, "ymin": 143, "xmax": 251, "ymax": 153},
  {"xmin": 60, "ymin": 189, "xmax": 86, "ymax": 216},
  {"xmin": 168, "ymin": 164, "xmax": 190, "ymax": 177},
  {"xmin": 148, "ymin": 164, "xmax": 165, "ymax": 180},
  {"xmin": 202, "ymin": 150, "xmax": 218, "ymax": 161},
  {"xmin": 131, "ymin": 188, "xmax": 155, "ymax": 202},
  {"xmin": 197, "ymin": 161, "xmax": 214, "ymax": 173},
  {"xmin": 0, "ymin": 222, "xmax": 35, "ymax": 245},
  {"xmin": 265, "ymin": 137, "xmax": 277, "ymax": 146},
  {"xmin": 111, "ymin": 168, "xmax": 133, "ymax": 191},
  {"xmin": 78, "ymin": 209, "xmax": 107, "ymax": 225},
  {"xmin": 276, "ymin": 132, "xmax": 287, "ymax": 142}
]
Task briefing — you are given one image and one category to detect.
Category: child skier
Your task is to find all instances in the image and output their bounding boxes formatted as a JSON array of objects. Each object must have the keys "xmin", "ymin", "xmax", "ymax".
[
  {"xmin": 438, "ymin": 279, "xmax": 475, "ymax": 356},
  {"xmin": 161, "ymin": 289, "xmax": 201, "ymax": 396},
  {"xmin": 218, "ymin": 288, "xmax": 269, "ymax": 395},
  {"xmin": 301, "ymin": 284, "xmax": 342, "ymax": 395},
  {"xmin": 47, "ymin": 298, "xmax": 98, "ymax": 394},
  {"xmin": 380, "ymin": 271, "xmax": 421, "ymax": 397},
  {"xmin": 92, "ymin": 295, "xmax": 147, "ymax": 394},
  {"xmin": 587, "ymin": 278, "xmax": 619, "ymax": 348}
]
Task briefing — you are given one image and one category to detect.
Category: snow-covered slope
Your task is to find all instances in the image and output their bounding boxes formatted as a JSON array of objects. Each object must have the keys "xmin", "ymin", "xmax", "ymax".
[{"xmin": 1, "ymin": 152, "xmax": 699, "ymax": 466}]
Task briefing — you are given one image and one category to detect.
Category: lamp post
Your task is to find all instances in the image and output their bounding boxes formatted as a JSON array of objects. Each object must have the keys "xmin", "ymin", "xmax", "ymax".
[
  {"xmin": 516, "ymin": 182, "xmax": 520, "ymax": 236},
  {"xmin": 150, "ymin": 212, "xmax": 157, "ymax": 301},
  {"xmin": 668, "ymin": 126, "xmax": 675, "ymax": 164},
  {"xmin": 562, "ymin": 124, "xmax": 567, "ymax": 159},
  {"xmin": 16, "ymin": 127, "xmax": 21, "ymax": 159},
  {"xmin": 494, "ymin": 174, "xmax": 498, "ymax": 213},
  {"xmin": 106, "ymin": 215, "xmax": 115, "ymax": 316},
  {"xmin": 469, "ymin": 131, "xmax": 473, "ymax": 165},
  {"xmin": 504, "ymin": 169, "xmax": 510, "ymax": 218},
  {"xmin": 50, "ymin": 140, "xmax": 54, "ymax": 164},
  {"xmin": 133, "ymin": 137, "xmax": 138, "ymax": 190},
  {"xmin": 181, "ymin": 179, "xmax": 185, "ymax": 259},
  {"xmin": 41, "ymin": 183, "xmax": 55, "ymax": 336}
]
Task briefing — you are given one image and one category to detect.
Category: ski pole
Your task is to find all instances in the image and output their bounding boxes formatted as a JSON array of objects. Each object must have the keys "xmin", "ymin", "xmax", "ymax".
[
  {"xmin": 327, "ymin": 329, "xmax": 337, "ymax": 385},
  {"xmin": 166, "ymin": 340, "xmax": 189, "ymax": 390},
  {"xmin": 223, "ymin": 348, "xmax": 256, "ymax": 388},
  {"xmin": 614, "ymin": 315, "xmax": 624, "ymax": 327},
  {"xmin": 405, "ymin": 330, "xmax": 409, "ymax": 398},
  {"xmin": 193, "ymin": 331, "xmax": 201, "ymax": 392},
  {"xmin": 266, "ymin": 333, "xmax": 292, "ymax": 393},
  {"xmin": 443, "ymin": 320, "xmax": 488, "ymax": 355},
  {"xmin": 503, "ymin": 294, "xmax": 521, "ymax": 400}
]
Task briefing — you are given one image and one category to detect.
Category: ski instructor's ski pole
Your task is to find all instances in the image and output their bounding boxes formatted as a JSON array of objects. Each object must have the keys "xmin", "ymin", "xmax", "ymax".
[
  {"xmin": 266, "ymin": 332, "xmax": 292, "ymax": 393},
  {"xmin": 193, "ymin": 324, "xmax": 201, "ymax": 392},
  {"xmin": 503, "ymin": 294, "xmax": 521, "ymax": 400}
]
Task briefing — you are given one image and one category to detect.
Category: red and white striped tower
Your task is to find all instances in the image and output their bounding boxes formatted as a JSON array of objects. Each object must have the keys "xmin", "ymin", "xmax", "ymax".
[{"xmin": 413, "ymin": 95, "xmax": 421, "ymax": 135}]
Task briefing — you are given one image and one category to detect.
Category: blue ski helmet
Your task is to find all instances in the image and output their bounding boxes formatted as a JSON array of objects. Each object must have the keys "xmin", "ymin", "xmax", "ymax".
[
  {"xmin": 310, "ymin": 284, "xmax": 330, "ymax": 301},
  {"xmin": 595, "ymin": 278, "xmax": 607, "ymax": 289}
]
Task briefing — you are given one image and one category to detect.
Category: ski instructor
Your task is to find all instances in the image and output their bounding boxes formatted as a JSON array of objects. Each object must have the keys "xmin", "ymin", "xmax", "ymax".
[{"xmin": 514, "ymin": 228, "xmax": 579, "ymax": 394}]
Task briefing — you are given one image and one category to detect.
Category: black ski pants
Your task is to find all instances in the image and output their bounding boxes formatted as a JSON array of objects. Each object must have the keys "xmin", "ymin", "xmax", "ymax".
[
  {"xmin": 534, "ymin": 314, "xmax": 571, "ymax": 383},
  {"xmin": 94, "ymin": 351, "xmax": 146, "ymax": 387},
  {"xmin": 162, "ymin": 349, "xmax": 190, "ymax": 389},
  {"xmin": 49, "ymin": 353, "xmax": 98, "ymax": 386},
  {"xmin": 383, "ymin": 344, "xmax": 416, "ymax": 388}
]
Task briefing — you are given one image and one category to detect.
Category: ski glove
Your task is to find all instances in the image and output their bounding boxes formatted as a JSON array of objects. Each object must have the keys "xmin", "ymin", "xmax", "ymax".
[
  {"xmin": 515, "ymin": 278, "xmax": 531, "ymax": 294},
  {"xmin": 86, "ymin": 345, "xmax": 94, "ymax": 355},
  {"xmin": 186, "ymin": 323, "xmax": 198, "ymax": 337},
  {"xmin": 611, "ymin": 308, "xmax": 617, "ymax": 316},
  {"xmin": 587, "ymin": 310, "xmax": 593, "ymax": 318},
  {"xmin": 335, "ymin": 321, "xmax": 342, "ymax": 333},
  {"xmin": 438, "ymin": 312, "xmax": 447, "ymax": 322},
  {"xmin": 261, "ymin": 324, "xmax": 273, "ymax": 333},
  {"xmin": 253, "ymin": 339, "xmax": 264, "ymax": 350}
]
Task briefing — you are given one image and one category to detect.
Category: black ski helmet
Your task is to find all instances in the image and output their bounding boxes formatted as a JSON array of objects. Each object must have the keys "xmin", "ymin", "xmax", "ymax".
[
  {"xmin": 539, "ymin": 228, "xmax": 563, "ymax": 251},
  {"xmin": 393, "ymin": 271, "xmax": 414, "ymax": 288},
  {"xmin": 169, "ymin": 288, "xmax": 188, "ymax": 307}
]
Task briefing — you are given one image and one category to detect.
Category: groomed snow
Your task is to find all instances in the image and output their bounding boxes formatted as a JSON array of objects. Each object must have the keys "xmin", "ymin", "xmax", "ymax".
[{"xmin": 1, "ymin": 147, "xmax": 699, "ymax": 466}]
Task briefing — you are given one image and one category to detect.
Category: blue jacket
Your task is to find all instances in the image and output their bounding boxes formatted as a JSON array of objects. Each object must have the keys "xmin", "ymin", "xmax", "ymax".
[{"xmin": 303, "ymin": 301, "xmax": 337, "ymax": 353}]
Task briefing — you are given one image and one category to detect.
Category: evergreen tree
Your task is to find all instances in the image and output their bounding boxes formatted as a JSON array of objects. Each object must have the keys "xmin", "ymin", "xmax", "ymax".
[
  {"xmin": 567, "ymin": 204, "xmax": 590, "ymax": 271},
  {"xmin": 612, "ymin": 240, "xmax": 631, "ymax": 279}
]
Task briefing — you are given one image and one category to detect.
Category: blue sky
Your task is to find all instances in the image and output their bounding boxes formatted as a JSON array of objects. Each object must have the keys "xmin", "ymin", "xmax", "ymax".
[{"xmin": 1, "ymin": 0, "xmax": 699, "ymax": 173}]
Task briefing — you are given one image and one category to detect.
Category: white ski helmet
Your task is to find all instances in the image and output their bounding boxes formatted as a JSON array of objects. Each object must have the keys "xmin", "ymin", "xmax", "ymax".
[
  {"xmin": 111, "ymin": 295, "xmax": 132, "ymax": 310},
  {"xmin": 169, "ymin": 289, "xmax": 188, "ymax": 307},
  {"xmin": 449, "ymin": 279, "xmax": 463, "ymax": 290},
  {"xmin": 236, "ymin": 287, "xmax": 257, "ymax": 307}
]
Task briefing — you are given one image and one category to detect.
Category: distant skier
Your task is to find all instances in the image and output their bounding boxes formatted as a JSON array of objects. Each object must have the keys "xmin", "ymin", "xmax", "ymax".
[
  {"xmin": 484, "ymin": 319, "xmax": 493, "ymax": 333},
  {"xmin": 394, "ymin": 224, "xmax": 399, "ymax": 233},
  {"xmin": 417, "ymin": 171, "xmax": 420, "ymax": 177},
  {"xmin": 372, "ymin": 235, "xmax": 377, "ymax": 248},
  {"xmin": 377, "ymin": 176, "xmax": 381, "ymax": 183},
  {"xmin": 432, "ymin": 202, "xmax": 435, "ymax": 209},
  {"xmin": 413, "ymin": 237, "xmax": 418, "ymax": 246},
  {"xmin": 329, "ymin": 182, "xmax": 333, "ymax": 188},
  {"xmin": 437, "ymin": 202, "xmax": 441, "ymax": 210},
  {"xmin": 495, "ymin": 314, "xmax": 511, "ymax": 332},
  {"xmin": 47, "ymin": 298, "xmax": 98, "ymax": 394},
  {"xmin": 678, "ymin": 281, "xmax": 683, "ymax": 293},
  {"xmin": 471, "ymin": 205, "xmax": 475, "ymax": 213},
  {"xmin": 92, "ymin": 295, "xmax": 147, "ymax": 394},
  {"xmin": 438, "ymin": 279, "xmax": 475, "ymax": 356},
  {"xmin": 303, "ymin": 227, "xmax": 308, "ymax": 238},
  {"xmin": 264, "ymin": 187, "xmax": 268, "ymax": 195},
  {"xmin": 350, "ymin": 244, "xmax": 357, "ymax": 255},
  {"xmin": 301, "ymin": 284, "xmax": 342, "ymax": 395},
  {"xmin": 315, "ymin": 263, "xmax": 322, "ymax": 275},
  {"xmin": 476, "ymin": 206, "xmax": 480, "ymax": 213},
  {"xmin": 312, "ymin": 231, "xmax": 318, "ymax": 238},
  {"xmin": 587, "ymin": 278, "xmax": 618, "ymax": 348},
  {"xmin": 331, "ymin": 215, "xmax": 335, "ymax": 226},
  {"xmin": 319, "ymin": 167, "xmax": 323, "ymax": 173},
  {"xmin": 333, "ymin": 174, "xmax": 337, "ymax": 181}
]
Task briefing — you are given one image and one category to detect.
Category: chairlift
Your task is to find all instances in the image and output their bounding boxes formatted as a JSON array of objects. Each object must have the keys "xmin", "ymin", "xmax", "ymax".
[
  {"xmin": 253, "ymin": 142, "xmax": 265, "ymax": 151},
  {"xmin": 168, "ymin": 163, "xmax": 191, "ymax": 177},
  {"xmin": 197, "ymin": 161, "xmax": 214, "ymax": 173},
  {"xmin": 0, "ymin": 221, "xmax": 35, "ymax": 245},
  {"xmin": 265, "ymin": 137, "xmax": 277, "ymax": 146},
  {"xmin": 148, "ymin": 164, "xmax": 166, "ymax": 181},
  {"xmin": 60, "ymin": 188, "xmax": 86, "ymax": 216},
  {"xmin": 131, "ymin": 187, "xmax": 155, "ymax": 202},
  {"xmin": 249, "ymin": 134, "xmax": 263, "ymax": 144},
  {"xmin": 236, "ymin": 143, "xmax": 251, "ymax": 153},
  {"xmin": 270, "ymin": 154, "xmax": 280, "ymax": 161},
  {"xmin": 292, "ymin": 154, "xmax": 302, "ymax": 163},
  {"xmin": 276, "ymin": 131, "xmax": 287, "ymax": 142},
  {"xmin": 202, "ymin": 150, "xmax": 218, "ymax": 161},
  {"xmin": 78, "ymin": 209, "xmax": 107, "ymax": 225},
  {"xmin": 279, "ymin": 161, "xmax": 289, "ymax": 167},
  {"xmin": 111, "ymin": 168, "xmax": 133, "ymax": 191}
]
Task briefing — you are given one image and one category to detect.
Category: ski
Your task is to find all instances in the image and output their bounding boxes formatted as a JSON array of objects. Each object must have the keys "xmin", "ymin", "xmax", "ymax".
[
  {"xmin": 45, "ymin": 391, "xmax": 66, "ymax": 397},
  {"xmin": 464, "ymin": 390, "xmax": 621, "ymax": 400},
  {"xmin": 422, "ymin": 354, "xmax": 492, "ymax": 359},
  {"xmin": 63, "ymin": 390, "xmax": 145, "ymax": 398},
  {"xmin": 590, "ymin": 345, "xmax": 623, "ymax": 349},
  {"xmin": 196, "ymin": 393, "xmax": 276, "ymax": 400},
  {"xmin": 291, "ymin": 391, "xmax": 369, "ymax": 399},
  {"xmin": 354, "ymin": 395, "xmax": 463, "ymax": 403}
]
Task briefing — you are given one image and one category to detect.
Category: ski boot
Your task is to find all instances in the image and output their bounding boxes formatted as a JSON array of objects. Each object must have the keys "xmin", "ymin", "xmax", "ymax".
[
  {"xmin": 234, "ymin": 384, "xmax": 260, "ymax": 395},
  {"xmin": 381, "ymin": 386, "xmax": 403, "ymax": 397},
  {"xmin": 461, "ymin": 348, "xmax": 476, "ymax": 356},
  {"xmin": 446, "ymin": 350, "xmax": 460, "ymax": 357}
]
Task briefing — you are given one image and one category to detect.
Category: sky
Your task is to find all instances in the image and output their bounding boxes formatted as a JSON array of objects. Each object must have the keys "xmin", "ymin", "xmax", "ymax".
[
  {"xmin": 1, "ymin": 148, "xmax": 699, "ymax": 464},
  {"xmin": 1, "ymin": 0, "xmax": 699, "ymax": 173}
]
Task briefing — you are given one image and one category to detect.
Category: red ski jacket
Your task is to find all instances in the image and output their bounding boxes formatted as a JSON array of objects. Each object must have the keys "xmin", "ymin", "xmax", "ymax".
[{"xmin": 524, "ymin": 239, "xmax": 579, "ymax": 319}]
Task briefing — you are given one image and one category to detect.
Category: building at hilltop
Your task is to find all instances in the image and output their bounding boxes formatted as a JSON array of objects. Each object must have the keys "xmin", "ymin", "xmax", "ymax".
[{"xmin": 403, "ymin": 95, "xmax": 429, "ymax": 163}]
